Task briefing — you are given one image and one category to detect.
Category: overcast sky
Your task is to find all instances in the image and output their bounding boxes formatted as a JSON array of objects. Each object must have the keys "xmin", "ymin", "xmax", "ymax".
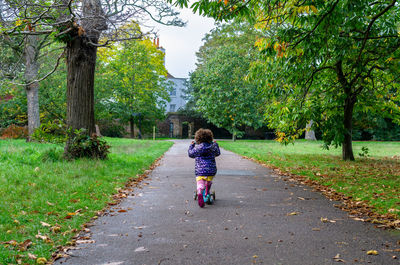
[{"xmin": 149, "ymin": 8, "xmax": 216, "ymax": 78}]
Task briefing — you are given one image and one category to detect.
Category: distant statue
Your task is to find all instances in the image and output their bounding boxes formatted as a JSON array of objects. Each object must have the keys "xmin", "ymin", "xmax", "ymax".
[{"xmin": 305, "ymin": 121, "xmax": 316, "ymax": 140}]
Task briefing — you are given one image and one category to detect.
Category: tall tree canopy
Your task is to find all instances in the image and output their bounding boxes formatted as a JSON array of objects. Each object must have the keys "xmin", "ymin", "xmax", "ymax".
[
  {"xmin": 190, "ymin": 22, "xmax": 265, "ymax": 139},
  {"xmin": 172, "ymin": 0, "xmax": 400, "ymax": 160},
  {"xmin": 96, "ymin": 25, "xmax": 171, "ymax": 138}
]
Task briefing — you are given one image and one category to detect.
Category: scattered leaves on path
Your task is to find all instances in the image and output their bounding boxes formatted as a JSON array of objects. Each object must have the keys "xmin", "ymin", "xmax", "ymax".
[{"xmin": 367, "ymin": 250, "xmax": 379, "ymax": 255}]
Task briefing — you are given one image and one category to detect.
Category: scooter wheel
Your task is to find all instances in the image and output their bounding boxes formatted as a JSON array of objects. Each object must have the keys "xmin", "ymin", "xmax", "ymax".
[
  {"xmin": 193, "ymin": 191, "xmax": 198, "ymax": 200},
  {"xmin": 211, "ymin": 190, "xmax": 216, "ymax": 201}
]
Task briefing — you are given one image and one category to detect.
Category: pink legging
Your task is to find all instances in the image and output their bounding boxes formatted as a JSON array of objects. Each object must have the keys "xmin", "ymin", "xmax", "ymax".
[{"xmin": 197, "ymin": 179, "xmax": 212, "ymax": 195}]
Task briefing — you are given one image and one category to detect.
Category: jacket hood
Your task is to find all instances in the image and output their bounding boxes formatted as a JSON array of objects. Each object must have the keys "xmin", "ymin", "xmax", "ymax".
[{"xmin": 197, "ymin": 142, "xmax": 215, "ymax": 154}]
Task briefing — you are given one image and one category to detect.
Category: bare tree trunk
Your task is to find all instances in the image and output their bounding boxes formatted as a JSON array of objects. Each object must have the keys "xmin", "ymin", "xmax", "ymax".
[
  {"xmin": 24, "ymin": 35, "xmax": 40, "ymax": 138},
  {"xmin": 342, "ymin": 95, "xmax": 356, "ymax": 161}
]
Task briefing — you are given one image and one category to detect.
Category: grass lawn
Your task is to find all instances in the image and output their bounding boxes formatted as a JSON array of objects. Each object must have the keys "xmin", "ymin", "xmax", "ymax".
[
  {"xmin": 0, "ymin": 138, "xmax": 173, "ymax": 264},
  {"xmin": 219, "ymin": 140, "xmax": 400, "ymax": 221}
]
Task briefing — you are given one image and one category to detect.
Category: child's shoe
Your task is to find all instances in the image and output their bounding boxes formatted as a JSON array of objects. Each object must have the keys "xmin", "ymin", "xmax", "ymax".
[{"xmin": 198, "ymin": 192, "xmax": 205, "ymax": 208}]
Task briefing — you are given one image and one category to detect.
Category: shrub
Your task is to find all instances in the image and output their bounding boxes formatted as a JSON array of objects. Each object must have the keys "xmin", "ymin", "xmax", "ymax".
[
  {"xmin": 31, "ymin": 120, "xmax": 67, "ymax": 144},
  {"xmin": 65, "ymin": 129, "xmax": 110, "ymax": 159},
  {"xmin": 0, "ymin": 124, "xmax": 28, "ymax": 139}
]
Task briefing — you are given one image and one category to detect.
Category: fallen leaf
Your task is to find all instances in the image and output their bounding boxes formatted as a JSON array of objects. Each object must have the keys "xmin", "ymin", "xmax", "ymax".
[
  {"xmin": 36, "ymin": 257, "xmax": 47, "ymax": 264},
  {"xmin": 133, "ymin": 226, "xmax": 147, "ymax": 230},
  {"xmin": 134, "ymin": 246, "xmax": 148, "ymax": 252},
  {"xmin": 27, "ymin": 253, "xmax": 37, "ymax": 259},
  {"xmin": 253, "ymin": 255, "xmax": 258, "ymax": 258},
  {"xmin": 1, "ymin": 240, "xmax": 18, "ymax": 246},
  {"xmin": 35, "ymin": 232, "xmax": 51, "ymax": 243},
  {"xmin": 19, "ymin": 239, "xmax": 32, "ymax": 251},
  {"xmin": 51, "ymin": 225, "xmax": 61, "ymax": 233},
  {"xmin": 117, "ymin": 209, "xmax": 127, "ymax": 213},
  {"xmin": 46, "ymin": 201, "xmax": 54, "ymax": 206},
  {"xmin": 312, "ymin": 228, "xmax": 321, "ymax": 231},
  {"xmin": 53, "ymin": 253, "xmax": 68, "ymax": 261},
  {"xmin": 40, "ymin": 221, "xmax": 51, "ymax": 227},
  {"xmin": 333, "ymin": 253, "xmax": 345, "ymax": 262},
  {"xmin": 287, "ymin": 212, "xmax": 299, "ymax": 216},
  {"xmin": 367, "ymin": 250, "xmax": 379, "ymax": 255},
  {"xmin": 321, "ymin": 217, "xmax": 336, "ymax": 223}
]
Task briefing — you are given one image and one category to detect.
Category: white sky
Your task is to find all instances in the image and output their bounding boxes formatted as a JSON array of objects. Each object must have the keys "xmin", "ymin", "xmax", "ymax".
[{"xmin": 149, "ymin": 8, "xmax": 216, "ymax": 78}]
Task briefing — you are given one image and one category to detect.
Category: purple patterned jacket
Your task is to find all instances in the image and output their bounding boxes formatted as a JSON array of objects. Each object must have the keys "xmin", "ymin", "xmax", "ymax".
[{"xmin": 188, "ymin": 142, "xmax": 221, "ymax": 176}]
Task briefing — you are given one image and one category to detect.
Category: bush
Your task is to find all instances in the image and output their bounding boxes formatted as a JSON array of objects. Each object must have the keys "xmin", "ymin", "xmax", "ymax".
[
  {"xmin": 31, "ymin": 120, "xmax": 67, "ymax": 144},
  {"xmin": 65, "ymin": 129, "xmax": 110, "ymax": 159},
  {"xmin": 0, "ymin": 124, "xmax": 28, "ymax": 139}
]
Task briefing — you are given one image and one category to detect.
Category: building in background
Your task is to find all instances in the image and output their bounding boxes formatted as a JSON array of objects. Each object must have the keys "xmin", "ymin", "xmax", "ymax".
[{"xmin": 166, "ymin": 74, "xmax": 187, "ymax": 113}]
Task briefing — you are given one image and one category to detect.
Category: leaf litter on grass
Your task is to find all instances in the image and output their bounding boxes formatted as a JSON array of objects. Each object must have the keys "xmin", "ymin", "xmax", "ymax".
[{"xmin": 220, "ymin": 141, "xmax": 400, "ymax": 229}]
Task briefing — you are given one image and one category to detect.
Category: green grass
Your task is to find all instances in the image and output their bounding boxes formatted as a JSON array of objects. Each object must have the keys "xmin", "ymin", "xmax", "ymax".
[
  {"xmin": 219, "ymin": 140, "xmax": 400, "ymax": 219},
  {"xmin": 0, "ymin": 138, "xmax": 173, "ymax": 264}
]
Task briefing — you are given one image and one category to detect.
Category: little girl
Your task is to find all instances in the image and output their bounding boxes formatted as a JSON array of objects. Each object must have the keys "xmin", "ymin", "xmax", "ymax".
[{"xmin": 188, "ymin": 128, "xmax": 220, "ymax": 208}]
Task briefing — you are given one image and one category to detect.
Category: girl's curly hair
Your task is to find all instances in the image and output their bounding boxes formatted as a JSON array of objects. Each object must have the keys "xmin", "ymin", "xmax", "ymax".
[{"xmin": 194, "ymin": 128, "xmax": 214, "ymax": 144}]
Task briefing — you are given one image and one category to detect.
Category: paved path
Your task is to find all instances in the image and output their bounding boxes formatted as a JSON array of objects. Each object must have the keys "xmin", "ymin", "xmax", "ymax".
[{"xmin": 56, "ymin": 140, "xmax": 399, "ymax": 265}]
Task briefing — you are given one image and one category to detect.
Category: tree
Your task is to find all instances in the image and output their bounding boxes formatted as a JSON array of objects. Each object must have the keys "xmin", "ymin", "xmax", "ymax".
[
  {"xmin": 1, "ymin": 0, "xmax": 183, "ymax": 157},
  {"xmin": 96, "ymin": 27, "xmax": 170, "ymax": 138},
  {"xmin": 250, "ymin": 1, "xmax": 400, "ymax": 160},
  {"xmin": 171, "ymin": 0, "xmax": 400, "ymax": 160},
  {"xmin": 190, "ymin": 22, "xmax": 265, "ymax": 140},
  {"xmin": 0, "ymin": 2, "xmax": 53, "ymax": 137}
]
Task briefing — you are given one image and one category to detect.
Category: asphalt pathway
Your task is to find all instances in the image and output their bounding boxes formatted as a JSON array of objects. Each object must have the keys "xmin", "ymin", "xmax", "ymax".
[{"xmin": 56, "ymin": 140, "xmax": 400, "ymax": 265}]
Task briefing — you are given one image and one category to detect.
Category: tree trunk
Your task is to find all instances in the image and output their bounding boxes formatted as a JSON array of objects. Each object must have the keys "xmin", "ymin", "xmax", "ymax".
[
  {"xmin": 62, "ymin": 0, "xmax": 107, "ymax": 156},
  {"xmin": 342, "ymin": 95, "xmax": 356, "ymax": 161},
  {"xmin": 24, "ymin": 35, "xmax": 40, "ymax": 138},
  {"xmin": 232, "ymin": 131, "xmax": 236, "ymax": 141},
  {"xmin": 138, "ymin": 116, "xmax": 142, "ymax": 139},
  {"xmin": 130, "ymin": 117, "xmax": 134, "ymax": 138},
  {"xmin": 305, "ymin": 120, "xmax": 316, "ymax": 140},
  {"xmin": 65, "ymin": 36, "xmax": 97, "ymax": 135}
]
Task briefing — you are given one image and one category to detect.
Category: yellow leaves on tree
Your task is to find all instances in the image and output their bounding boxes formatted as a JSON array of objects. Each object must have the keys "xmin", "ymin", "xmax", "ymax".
[{"xmin": 273, "ymin": 41, "xmax": 287, "ymax": 58}]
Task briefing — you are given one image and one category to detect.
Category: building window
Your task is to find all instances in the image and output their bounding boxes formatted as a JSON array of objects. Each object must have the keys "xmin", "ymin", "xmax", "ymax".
[
  {"xmin": 170, "ymin": 88, "xmax": 176, "ymax": 96},
  {"xmin": 169, "ymin": 104, "xmax": 176, "ymax": 112}
]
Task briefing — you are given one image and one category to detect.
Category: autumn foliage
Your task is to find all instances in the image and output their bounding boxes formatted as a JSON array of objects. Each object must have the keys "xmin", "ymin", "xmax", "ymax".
[{"xmin": 0, "ymin": 125, "xmax": 28, "ymax": 139}]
